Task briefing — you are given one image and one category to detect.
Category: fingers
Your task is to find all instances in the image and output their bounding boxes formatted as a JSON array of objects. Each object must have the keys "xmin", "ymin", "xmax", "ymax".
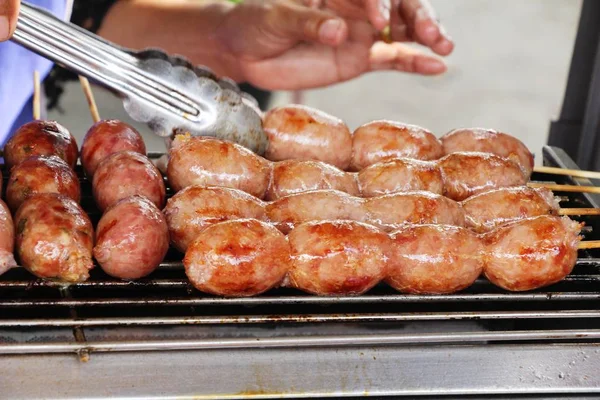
[
  {"xmin": 0, "ymin": 0, "xmax": 20, "ymax": 41},
  {"xmin": 364, "ymin": 0, "xmax": 387, "ymax": 31},
  {"xmin": 369, "ymin": 41, "xmax": 447, "ymax": 75},
  {"xmin": 394, "ymin": 0, "xmax": 454, "ymax": 56}
]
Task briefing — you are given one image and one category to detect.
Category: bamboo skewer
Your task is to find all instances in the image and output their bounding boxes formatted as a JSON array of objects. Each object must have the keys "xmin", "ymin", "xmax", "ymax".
[
  {"xmin": 534, "ymin": 165, "xmax": 600, "ymax": 181},
  {"xmin": 559, "ymin": 208, "xmax": 600, "ymax": 216},
  {"xmin": 78, "ymin": 76, "xmax": 101, "ymax": 123},
  {"xmin": 528, "ymin": 182, "xmax": 600, "ymax": 195},
  {"xmin": 578, "ymin": 240, "xmax": 600, "ymax": 250},
  {"xmin": 32, "ymin": 71, "xmax": 40, "ymax": 120}
]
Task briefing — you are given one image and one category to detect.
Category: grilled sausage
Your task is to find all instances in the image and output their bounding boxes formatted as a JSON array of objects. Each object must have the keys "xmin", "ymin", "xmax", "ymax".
[
  {"xmin": 364, "ymin": 191, "xmax": 466, "ymax": 231},
  {"xmin": 167, "ymin": 135, "xmax": 272, "ymax": 198},
  {"xmin": 0, "ymin": 200, "xmax": 17, "ymax": 276},
  {"xmin": 80, "ymin": 119, "xmax": 146, "ymax": 177},
  {"xmin": 482, "ymin": 215, "xmax": 581, "ymax": 291},
  {"xmin": 94, "ymin": 196, "xmax": 170, "ymax": 280},
  {"xmin": 93, "ymin": 151, "xmax": 166, "ymax": 212},
  {"xmin": 164, "ymin": 186, "xmax": 267, "ymax": 253},
  {"xmin": 4, "ymin": 120, "xmax": 78, "ymax": 169},
  {"xmin": 263, "ymin": 105, "xmax": 353, "ymax": 170},
  {"xmin": 350, "ymin": 120, "xmax": 443, "ymax": 170},
  {"xmin": 6, "ymin": 155, "xmax": 81, "ymax": 213},
  {"xmin": 266, "ymin": 190, "xmax": 365, "ymax": 234},
  {"xmin": 358, "ymin": 158, "xmax": 444, "ymax": 197},
  {"xmin": 387, "ymin": 224, "xmax": 484, "ymax": 294},
  {"xmin": 266, "ymin": 160, "xmax": 359, "ymax": 201},
  {"xmin": 184, "ymin": 219, "xmax": 290, "ymax": 297},
  {"xmin": 14, "ymin": 193, "xmax": 94, "ymax": 282},
  {"xmin": 287, "ymin": 220, "xmax": 391, "ymax": 296},
  {"xmin": 438, "ymin": 151, "xmax": 527, "ymax": 201},
  {"xmin": 461, "ymin": 186, "xmax": 560, "ymax": 233},
  {"xmin": 441, "ymin": 128, "xmax": 534, "ymax": 177}
]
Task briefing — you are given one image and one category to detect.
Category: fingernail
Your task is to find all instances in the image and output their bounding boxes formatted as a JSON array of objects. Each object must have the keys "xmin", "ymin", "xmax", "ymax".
[
  {"xmin": 319, "ymin": 19, "xmax": 343, "ymax": 45},
  {"xmin": 421, "ymin": 58, "xmax": 446, "ymax": 73},
  {"xmin": 0, "ymin": 16, "xmax": 9, "ymax": 41}
]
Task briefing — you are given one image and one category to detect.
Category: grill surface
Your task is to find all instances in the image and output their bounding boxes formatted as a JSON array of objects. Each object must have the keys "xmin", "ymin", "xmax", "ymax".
[{"xmin": 2, "ymin": 146, "xmax": 600, "ymax": 399}]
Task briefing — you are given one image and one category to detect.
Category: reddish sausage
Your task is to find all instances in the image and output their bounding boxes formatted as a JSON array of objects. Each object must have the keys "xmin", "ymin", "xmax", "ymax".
[
  {"xmin": 4, "ymin": 120, "xmax": 78, "ymax": 169},
  {"xmin": 6, "ymin": 155, "xmax": 81, "ymax": 213},
  {"xmin": 14, "ymin": 193, "xmax": 94, "ymax": 282},
  {"xmin": 80, "ymin": 119, "xmax": 146, "ymax": 177},
  {"xmin": 164, "ymin": 186, "xmax": 267, "ymax": 253},
  {"xmin": 351, "ymin": 120, "xmax": 443, "ymax": 170},
  {"xmin": 167, "ymin": 135, "xmax": 272, "ymax": 198},
  {"xmin": 263, "ymin": 105, "xmax": 353, "ymax": 170},
  {"xmin": 93, "ymin": 151, "xmax": 166, "ymax": 212},
  {"xmin": 184, "ymin": 219, "xmax": 290, "ymax": 297},
  {"xmin": 287, "ymin": 220, "xmax": 391, "ymax": 296},
  {"xmin": 94, "ymin": 196, "xmax": 170, "ymax": 280},
  {"xmin": 0, "ymin": 201, "xmax": 17, "ymax": 276}
]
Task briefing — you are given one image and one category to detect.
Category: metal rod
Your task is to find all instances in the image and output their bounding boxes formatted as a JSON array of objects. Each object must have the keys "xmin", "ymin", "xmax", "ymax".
[
  {"xmin": 3, "ymin": 329, "xmax": 600, "ymax": 355},
  {"xmin": 2, "ymin": 310, "xmax": 600, "ymax": 328}
]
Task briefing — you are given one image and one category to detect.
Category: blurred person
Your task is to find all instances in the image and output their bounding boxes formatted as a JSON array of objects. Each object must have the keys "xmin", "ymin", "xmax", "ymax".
[{"xmin": 0, "ymin": 0, "xmax": 453, "ymax": 144}]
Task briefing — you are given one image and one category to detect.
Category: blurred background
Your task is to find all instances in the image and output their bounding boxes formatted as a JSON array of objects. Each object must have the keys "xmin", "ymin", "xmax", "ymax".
[{"xmin": 48, "ymin": 0, "xmax": 582, "ymax": 162}]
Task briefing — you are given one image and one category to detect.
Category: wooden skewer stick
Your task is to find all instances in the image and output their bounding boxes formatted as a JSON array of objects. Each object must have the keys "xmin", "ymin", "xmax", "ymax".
[
  {"xmin": 78, "ymin": 76, "xmax": 101, "ymax": 123},
  {"xmin": 559, "ymin": 208, "xmax": 600, "ymax": 216},
  {"xmin": 33, "ymin": 71, "xmax": 41, "ymax": 120},
  {"xmin": 534, "ymin": 165, "xmax": 600, "ymax": 181},
  {"xmin": 578, "ymin": 240, "xmax": 600, "ymax": 250},
  {"xmin": 528, "ymin": 182, "xmax": 600, "ymax": 194}
]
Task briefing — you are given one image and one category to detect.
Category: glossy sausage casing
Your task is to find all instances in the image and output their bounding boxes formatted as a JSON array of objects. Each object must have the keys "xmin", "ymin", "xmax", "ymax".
[
  {"xmin": 358, "ymin": 158, "xmax": 444, "ymax": 197},
  {"xmin": 14, "ymin": 193, "xmax": 94, "ymax": 282},
  {"xmin": 387, "ymin": 224, "xmax": 484, "ymax": 294},
  {"xmin": 6, "ymin": 155, "xmax": 81, "ymax": 213},
  {"xmin": 438, "ymin": 151, "xmax": 527, "ymax": 201},
  {"xmin": 287, "ymin": 220, "xmax": 392, "ymax": 296},
  {"xmin": 164, "ymin": 186, "xmax": 267, "ymax": 253},
  {"xmin": 94, "ymin": 196, "xmax": 170, "ymax": 280},
  {"xmin": 351, "ymin": 120, "xmax": 443, "ymax": 170},
  {"xmin": 263, "ymin": 105, "xmax": 353, "ymax": 170},
  {"xmin": 93, "ymin": 151, "xmax": 166, "ymax": 212},
  {"xmin": 0, "ymin": 200, "xmax": 17, "ymax": 276},
  {"xmin": 482, "ymin": 215, "xmax": 581, "ymax": 291},
  {"xmin": 441, "ymin": 128, "xmax": 534, "ymax": 177},
  {"xmin": 266, "ymin": 160, "xmax": 359, "ymax": 201},
  {"xmin": 461, "ymin": 186, "xmax": 560, "ymax": 232},
  {"xmin": 167, "ymin": 135, "xmax": 272, "ymax": 198},
  {"xmin": 80, "ymin": 119, "xmax": 146, "ymax": 177},
  {"xmin": 4, "ymin": 120, "xmax": 78, "ymax": 169},
  {"xmin": 184, "ymin": 219, "xmax": 290, "ymax": 297}
]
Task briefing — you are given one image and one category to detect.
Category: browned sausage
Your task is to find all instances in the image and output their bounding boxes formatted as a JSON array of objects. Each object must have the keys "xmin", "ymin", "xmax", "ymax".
[
  {"xmin": 4, "ymin": 120, "xmax": 78, "ymax": 169},
  {"xmin": 167, "ymin": 135, "xmax": 272, "ymax": 198},
  {"xmin": 5, "ymin": 155, "xmax": 81, "ymax": 213},
  {"xmin": 263, "ymin": 105, "xmax": 352, "ymax": 169},
  {"xmin": 351, "ymin": 120, "xmax": 443, "ymax": 170},
  {"xmin": 358, "ymin": 158, "xmax": 444, "ymax": 197},
  {"xmin": 164, "ymin": 186, "xmax": 267, "ymax": 253},
  {"xmin": 184, "ymin": 219, "xmax": 290, "ymax": 297},
  {"xmin": 0, "ymin": 200, "xmax": 17, "ymax": 276},
  {"xmin": 387, "ymin": 224, "xmax": 484, "ymax": 294},
  {"xmin": 14, "ymin": 193, "xmax": 94, "ymax": 282},
  {"xmin": 80, "ymin": 119, "xmax": 146, "ymax": 177},
  {"xmin": 92, "ymin": 151, "xmax": 166, "ymax": 212},
  {"xmin": 94, "ymin": 196, "xmax": 170, "ymax": 280},
  {"xmin": 287, "ymin": 220, "xmax": 391, "ymax": 296},
  {"xmin": 266, "ymin": 160, "xmax": 359, "ymax": 200},
  {"xmin": 482, "ymin": 215, "xmax": 581, "ymax": 291}
]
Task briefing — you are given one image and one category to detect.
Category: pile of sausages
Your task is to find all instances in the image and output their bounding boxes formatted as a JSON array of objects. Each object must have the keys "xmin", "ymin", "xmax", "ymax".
[{"xmin": 0, "ymin": 103, "xmax": 583, "ymax": 297}]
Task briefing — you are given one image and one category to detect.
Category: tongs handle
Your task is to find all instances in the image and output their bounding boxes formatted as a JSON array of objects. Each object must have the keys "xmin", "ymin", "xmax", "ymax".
[{"xmin": 11, "ymin": 2, "xmax": 202, "ymax": 121}]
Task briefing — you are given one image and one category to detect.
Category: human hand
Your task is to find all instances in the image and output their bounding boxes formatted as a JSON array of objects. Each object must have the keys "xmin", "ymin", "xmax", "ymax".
[
  {"xmin": 215, "ymin": 0, "xmax": 450, "ymax": 90},
  {"xmin": 0, "ymin": 0, "xmax": 20, "ymax": 41}
]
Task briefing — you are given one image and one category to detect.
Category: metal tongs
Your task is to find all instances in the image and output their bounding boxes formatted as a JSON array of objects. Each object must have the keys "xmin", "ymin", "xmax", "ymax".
[{"xmin": 11, "ymin": 2, "xmax": 268, "ymax": 155}]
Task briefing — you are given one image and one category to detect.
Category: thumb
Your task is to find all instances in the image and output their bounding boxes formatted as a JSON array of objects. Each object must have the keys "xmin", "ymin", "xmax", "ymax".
[
  {"xmin": 271, "ymin": 3, "xmax": 349, "ymax": 46},
  {"xmin": 0, "ymin": 0, "xmax": 20, "ymax": 41}
]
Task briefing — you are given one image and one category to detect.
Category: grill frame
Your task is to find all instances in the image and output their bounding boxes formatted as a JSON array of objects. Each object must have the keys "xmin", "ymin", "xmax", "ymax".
[{"xmin": 2, "ymin": 145, "xmax": 600, "ymax": 399}]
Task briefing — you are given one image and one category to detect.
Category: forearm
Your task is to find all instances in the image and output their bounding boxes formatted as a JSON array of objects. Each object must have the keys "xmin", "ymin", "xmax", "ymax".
[{"xmin": 97, "ymin": 0, "xmax": 236, "ymax": 77}]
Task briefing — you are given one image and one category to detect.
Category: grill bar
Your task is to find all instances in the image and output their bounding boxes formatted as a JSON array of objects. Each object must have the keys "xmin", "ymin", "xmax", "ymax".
[
  {"xmin": 2, "ymin": 310, "xmax": 600, "ymax": 327},
  {"xmin": 3, "ymin": 329, "xmax": 600, "ymax": 355}
]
